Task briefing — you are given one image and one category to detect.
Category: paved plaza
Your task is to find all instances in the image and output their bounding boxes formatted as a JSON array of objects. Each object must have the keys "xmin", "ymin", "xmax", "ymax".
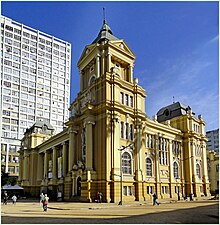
[{"xmin": 1, "ymin": 199, "xmax": 219, "ymax": 224}]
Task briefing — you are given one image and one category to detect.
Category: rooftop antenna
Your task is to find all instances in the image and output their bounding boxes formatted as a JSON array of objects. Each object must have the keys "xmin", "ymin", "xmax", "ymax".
[
  {"xmin": 173, "ymin": 96, "xmax": 175, "ymax": 103},
  {"xmin": 103, "ymin": 7, "xmax": 106, "ymax": 23}
]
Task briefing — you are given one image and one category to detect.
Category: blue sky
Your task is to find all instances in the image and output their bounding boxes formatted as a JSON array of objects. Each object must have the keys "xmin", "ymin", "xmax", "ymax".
[{"xmin": 2, "ymin": 1, "xmax": 219, "ymax": 131}]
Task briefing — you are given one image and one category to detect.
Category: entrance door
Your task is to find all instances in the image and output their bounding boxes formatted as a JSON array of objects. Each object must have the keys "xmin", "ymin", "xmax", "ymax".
[{"xmin": 77, "ymin": 177, "xmax": 81, "ymax": 196}]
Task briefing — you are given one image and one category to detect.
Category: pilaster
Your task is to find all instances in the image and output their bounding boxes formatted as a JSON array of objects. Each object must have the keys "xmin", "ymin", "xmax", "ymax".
[
  {"xmin": 52, "ymin": 146, "xmax": 57, "ymax": 184},
  {"xmin": 43, "ymin": 151, "xmax": 48, "ymax": 181},
  {"xmin": 191, "ymin": 141, "xmax": 197, "ymax": 182},
  {"xmin": 85, "ymin": 119, "xmax": 95, "ymax": 170},
  {"xmin": 107, "ymin": 53, "xmax": 112, "ymax": 73},
  {"xmin": 68, "ymin": 127, "xmax": 78, "ymax": 173},
  {"xmin": 134, "ymin": 119, "xmax": 145, "ymax": 201},
  {"xmin": 96, "ymin": 54, "xmax": 100, "ymax": 78},
  {"xmin": 37, "ymin": 153, "xmax": 44, "ymax": 183},
  {"xmin": 62, "ymin": 142, "xmax": 67, "ymax": 177}
]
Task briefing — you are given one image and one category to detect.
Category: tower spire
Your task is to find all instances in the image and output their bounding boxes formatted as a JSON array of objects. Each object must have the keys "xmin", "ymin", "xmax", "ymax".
[{"xmin": 103, "ymin": 7, "xmax": 106, "ymax": 24}]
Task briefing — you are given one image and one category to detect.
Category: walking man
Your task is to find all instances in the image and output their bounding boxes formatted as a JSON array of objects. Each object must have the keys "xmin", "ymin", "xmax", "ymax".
[
  {"xmin": 12, "ymin": 194, "xmax": 17, "ymax": 204},
  {"xmin": 153, "ymin": 193, "xmax": 159, "ymax": 205},
  {"xmin": 40, "ymin": 192, "xmax": 44, "ymax": 206},
  {"xmin": 42, "ymin": 194, "xmax": 49, "ymax": 212}
]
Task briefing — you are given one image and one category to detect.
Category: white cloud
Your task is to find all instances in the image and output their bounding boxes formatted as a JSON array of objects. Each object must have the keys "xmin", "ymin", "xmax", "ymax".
[
  {"xmin": 141, "ymin": 39, "xmax": 218, "ymax": 131},
  {"xmin": 207, "ymin": 35, "xmax": 219, "ymax": 44}
]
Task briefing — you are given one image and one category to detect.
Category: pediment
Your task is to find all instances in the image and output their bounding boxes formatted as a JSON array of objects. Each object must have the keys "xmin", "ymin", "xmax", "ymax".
[
  {"xmin": 109, "ymin": 40, "xmax": 135, "ymax": 58},
  {"xmin": 78, "ymin": 44, "xmax": 97, "ymax": 66}
]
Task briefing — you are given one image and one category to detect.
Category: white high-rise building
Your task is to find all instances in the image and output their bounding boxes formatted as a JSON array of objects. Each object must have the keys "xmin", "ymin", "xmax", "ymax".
[
  {"xmin": 206, "ymin": 129, "xmax": 219, "ymax": 153},
  {"xmin": 0, "ymin": 16, "xmax": 71, "ymax": 176}
]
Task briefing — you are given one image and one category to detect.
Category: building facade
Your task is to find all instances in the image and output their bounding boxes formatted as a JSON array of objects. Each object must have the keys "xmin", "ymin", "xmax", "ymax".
[
  {"xmin": 0, "ymin": 16, "xmax": 71, "ymax": 176},
  {"xmin": 19, "ymin": 20, "xmax": 210, "ymax": 202},
  {"xmin": 207, "ymin": 150, "xmax": 219, "ymax": 195},
  {"xmin": 206, "ymin": 129, "xmax": 219, "ymax": 154}
]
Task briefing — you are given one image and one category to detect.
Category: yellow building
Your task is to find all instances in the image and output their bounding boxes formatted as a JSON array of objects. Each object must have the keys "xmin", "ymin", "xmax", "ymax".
[
  {"xmin": 19, "ymin": 20, "xmax": 210, "ymax": 202},
  {"xmin": 207, "ymin": 150, "xmax": 219, "ymax": 195}
]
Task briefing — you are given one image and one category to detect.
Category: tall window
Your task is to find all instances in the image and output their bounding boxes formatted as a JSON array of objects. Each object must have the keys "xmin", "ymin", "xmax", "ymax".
[
  {"xmin": 173, "ymin": 162, "xmax": 179, "ymax": 178},
  {"xmin": 146, "ymin": 134, "xmax": 154, "ymax": 149},
  {"xmin": 120, "ymin": 122, "xmax": 124, "ymax": 138},
  {"xmin": 130, "ymin": 96, "xmax": 133, "ymax": 107},
  {"xmin": 123, "ymin": 186, "xmax": 132, "ymax": 196},
  {"xmin": 147, "ymin": 186, "xmax": 154, "ymax": 194},
  {"xmin": 216, "ymin": 164, "xmax": 219, "ymax": 172},
  {"xmin": 146, "ymin": 158, "xmax": 152, "ymax": 176},
  {"xmin": 125, "ymin": 123, "xmax": 129, "ymax": 139},
  {"xmin": 122, "ymin": 152, "xmax": 131, "ymax": 174},
  {"xmin": 207, "ymin": 158, "xmax": 211, "ymax": 180},
  {"xmin": 159, "ymin": 138, "xmax": 168, "ymax": 165},
  {"xmin": 173, "ymin": 141, "xmax": 181, "ymax": 155},
  {"xmin": 129, "ymin": 124, "xmax": 133, "ymax": 141},
  {"xmin": 120, "ymin": 92, "xmax": 124, "ymax": 104},
  {"xmin": 196, "ymin": 163, "xmax": 201, "ymax": 178},
  {"xmin": 125, "ymin": 94, "xmax": 129, "ymax": 106},
  {"xmin": 162, "ymin": 186, "xmax": 168, "ymax": 194}
]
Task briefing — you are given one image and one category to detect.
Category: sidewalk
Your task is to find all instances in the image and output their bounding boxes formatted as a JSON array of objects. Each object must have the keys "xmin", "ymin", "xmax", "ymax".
[{"xmin": 1, "ymin": 198, "xmax": 218, "ymax": 224}]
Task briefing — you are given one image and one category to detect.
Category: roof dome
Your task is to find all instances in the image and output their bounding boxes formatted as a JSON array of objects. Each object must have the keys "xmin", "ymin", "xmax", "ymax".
[
  {"xmin": 156, "ymin": 102, "xmax": 193, "ymax": 123},
  {"xmin": 92, "ymin": 20, "xmax": 118, "ymax": 44}
]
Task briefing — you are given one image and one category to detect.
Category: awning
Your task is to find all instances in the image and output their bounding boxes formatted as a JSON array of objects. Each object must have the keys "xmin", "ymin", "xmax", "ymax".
[{"xmin": 2, "ymin": 184, "xmax": 24, "ymax": 190}]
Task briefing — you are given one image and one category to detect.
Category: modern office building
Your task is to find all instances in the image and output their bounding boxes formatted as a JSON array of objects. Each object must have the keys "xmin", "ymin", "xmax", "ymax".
[
  {"xmin": 19, "ymin": 20, "xmax": 210, "ymax": 202},
  {"xmin": 206, "ymin": 129, "xmax": 219, "ymax": 153},
  {"xmin": 0, "ymin": 16, "xmax": 71, "ymax": 176}
]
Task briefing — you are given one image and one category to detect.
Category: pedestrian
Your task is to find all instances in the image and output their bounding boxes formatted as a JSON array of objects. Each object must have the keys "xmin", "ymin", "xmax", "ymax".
[
  {"xmin": 99, "ymin": 192, "xmax": 103, "ymax": 203},
  {"xmin": 11, "ymin": 194, "xmax": 17, "ymax": 204},
  {"xmin": 189, "ymin": 193, "xmax": 193, "ymax": 201},
  {"xmin": 96, "ymin": 192, "xmax": 100, "ymax": 203},
  {"xmin": 153, "ymin": 193, "xmax": 159, "ymax": 205},
  {"xmin": 40, "ymin": 192, "xmax": 44, "ymax": 206},
  {"xmin": 3, "ymin": 191, "xmax": 8, "ymax": 205},
  {"xmin": 42, "ymin": 194, "xmax": 49, "ymax": 212}
]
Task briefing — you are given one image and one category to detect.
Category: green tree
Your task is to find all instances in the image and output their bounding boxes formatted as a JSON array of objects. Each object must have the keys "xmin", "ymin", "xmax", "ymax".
[{"xmin": 1, "ymin": 168, "xmax": 18, "ymax": 186}]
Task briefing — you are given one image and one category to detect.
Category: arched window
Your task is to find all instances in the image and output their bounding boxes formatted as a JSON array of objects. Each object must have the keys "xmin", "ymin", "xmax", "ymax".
[
  {"xmin": 196, "ymin": 163, "xmax": 201, "ymax": 178},
  {"xmin": 173, "ymin": 162, "xmax": 179, "ymax": 178},
  {"xmin": 146, "ymin": 158, "xmax": 152, "ymax": 176},
  {"xmin": 122, "ymin": 152, "xmax": 131, "ymax": 174}
]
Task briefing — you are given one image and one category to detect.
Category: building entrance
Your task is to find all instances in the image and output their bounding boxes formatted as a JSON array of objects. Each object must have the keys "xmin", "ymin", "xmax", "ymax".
[{"xmin": 77, "ymin": 177, "xmax": 81, "ymax": 196}]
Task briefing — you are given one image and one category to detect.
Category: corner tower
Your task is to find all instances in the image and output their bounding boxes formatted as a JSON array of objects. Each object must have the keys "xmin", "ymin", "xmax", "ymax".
[
  {"xmin": 78, "ymin": 20, "xmax": 136, "ymax": 92},
  {"xmin": 68, "ymin": 19, "xmax": 146, "ymax": 203}
]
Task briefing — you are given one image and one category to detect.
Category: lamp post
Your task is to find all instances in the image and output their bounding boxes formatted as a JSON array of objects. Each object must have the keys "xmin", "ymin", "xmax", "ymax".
[{"xmin": 118, "ymin": 143, "xmax": 133, "ymax": 205}]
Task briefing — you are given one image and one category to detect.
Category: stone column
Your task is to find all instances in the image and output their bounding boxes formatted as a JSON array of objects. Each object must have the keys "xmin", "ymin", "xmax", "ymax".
[
  {"xmin": 62, "ymin": 142, "xmax": 67, "ymax": 177},
  {"xmin": 168, "ymin": 140, "xmax": 173, "ymax": 198},
  {"xmin": 43, "ymin": 151, "xmax": 48, "ymax": 179},
  {"xmin": 85, "ymin": 120, "xmax": 95, "ymax": 170},
  {"xmin": 18, "ymin": 153, "xmax": 23, "ymax": 183},
  {"xmin": 80, "ymin": 70, "xmax": 83, "ymax": 91},
  {"xmin": 101, "ymin": 48, "xmax": 105, "ymax": 76},
  {"xmin": 155, "ymin": 136, "xmax": 161, "ymax": 197},
  {"xmin": 68, "ymin": 128, "xmax": 77, "ymax": 172},
  {"xmin": 129, "ymin": 65, "xmax": 133, "ymax": 82},
  {"xmin": 96, "ymin": 54, "xmax": 100, "ymax": 78},
  {"xmin": 201, "ymin": 142, "xmax": 210, "ymax": 196},
  {"xmin": 134, "ymin": 120, "xmax": 145, "ymax": 201},
  {"xmin": 191, "ymin": 142, "xmax": 196, "ymax": 182},
  {"xmin": 52, "ymin": 147, "xmax": 57, "ymax": 182},
  {"xmin": 37, "ymin": 153, "xmax": 44, "ymax": 182},
  {"xmin": 5, "ymin": 144, "xmax": 9, "ymax": 173},
  {"xmin": 23, "ymin": 150, "xmax": 28, "ymax": 181},
  {"xmin": 107, "ymin": 53, "xmax": 112, "ymax": 72}
]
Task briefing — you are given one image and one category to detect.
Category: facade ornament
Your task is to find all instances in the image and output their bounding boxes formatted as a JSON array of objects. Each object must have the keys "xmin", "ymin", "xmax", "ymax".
[{"xmin": 152, "ymin": 115, "xmax": 157, "ymax": 122}]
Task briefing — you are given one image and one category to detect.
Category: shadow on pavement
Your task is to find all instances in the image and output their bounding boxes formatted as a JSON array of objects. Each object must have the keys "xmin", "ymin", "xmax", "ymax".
[{"xmin": 1, "ymin": 202, "xmax": 219, "ymax": 224}]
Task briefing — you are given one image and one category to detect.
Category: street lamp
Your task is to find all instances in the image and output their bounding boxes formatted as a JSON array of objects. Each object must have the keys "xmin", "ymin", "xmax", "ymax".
[{"xmin": 118, "ymin": 143, "xmax": 133, "ymax": 205}]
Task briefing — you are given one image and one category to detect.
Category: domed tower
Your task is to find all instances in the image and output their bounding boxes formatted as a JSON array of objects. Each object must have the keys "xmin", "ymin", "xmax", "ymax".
[{"xmin": 68, "ymin": 19, "xmax": 146, "ymax": 202}]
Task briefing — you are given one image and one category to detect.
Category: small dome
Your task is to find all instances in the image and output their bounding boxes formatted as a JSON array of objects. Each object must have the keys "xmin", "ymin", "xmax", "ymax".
[{"xmin": 92, "ymin": 20, "xmax": 118, "ymax": 44}]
